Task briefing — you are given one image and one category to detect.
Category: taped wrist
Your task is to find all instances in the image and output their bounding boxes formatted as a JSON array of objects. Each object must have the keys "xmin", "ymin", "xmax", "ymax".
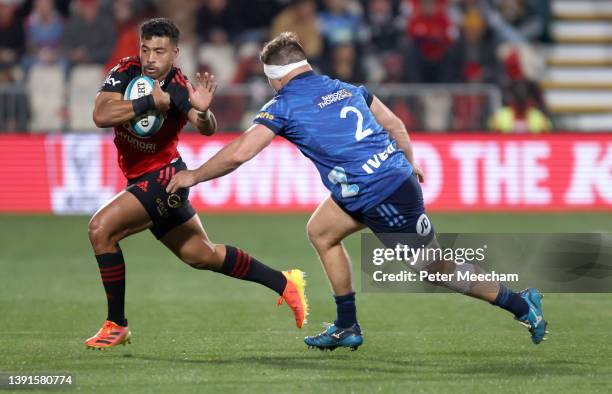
[
  {"xmin": 132, "ymin": 95, "xmax": 156, "ymax": 116},
  {"xmin": 197, "ymin": 109, "xmax": 211, "ymax": 122}
]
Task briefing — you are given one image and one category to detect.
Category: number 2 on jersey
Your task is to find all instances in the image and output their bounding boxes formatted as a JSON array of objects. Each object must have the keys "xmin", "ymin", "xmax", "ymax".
[
  {"xmin": 328, "ymin": 166, "xmax": 359, "ymax": 198},
  {"xmin": 340, "ymin": 106, "xmax": 372, "ymax": 141}
]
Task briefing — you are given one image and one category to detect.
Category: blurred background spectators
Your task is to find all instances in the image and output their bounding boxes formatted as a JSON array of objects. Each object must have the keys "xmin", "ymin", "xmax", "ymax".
[
  {"xmin": 63, "ymin": 0, "xmax": 115, "ymax": 68},
  {"xmin": 2, "ymin": 0, "xmax": 610, "ymax": 133}
]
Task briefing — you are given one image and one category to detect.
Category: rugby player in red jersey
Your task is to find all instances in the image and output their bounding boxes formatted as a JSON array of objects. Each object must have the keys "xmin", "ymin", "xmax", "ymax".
[{"xmin": 84, "ymin": 18, "xmax": 307, "ymax": 349}]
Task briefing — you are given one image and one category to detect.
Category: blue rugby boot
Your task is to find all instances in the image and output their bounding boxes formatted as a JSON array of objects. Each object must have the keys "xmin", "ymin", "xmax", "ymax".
[
  {"xmin": 517, "ymin": 288, "xmax": 549, "ymax": 344},
  {"xmin": 304, "ymin": 323, "xmax": 363, "ymax": 351}
]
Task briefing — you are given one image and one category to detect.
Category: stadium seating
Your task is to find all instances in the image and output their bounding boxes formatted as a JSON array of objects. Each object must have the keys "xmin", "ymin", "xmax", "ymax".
[
  {"xmin": 68, "ymin": 65, "xmax": 105, "ymax": 131},
  {"xmin": 27, "ymin": 65, "xmax": 65, "ymax": 132},
  {"xmin": 544, "ymin": 0, "xmax": 612, "ymax": 130}
]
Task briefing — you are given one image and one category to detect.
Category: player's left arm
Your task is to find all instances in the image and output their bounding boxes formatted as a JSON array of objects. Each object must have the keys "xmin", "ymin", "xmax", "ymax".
[
  {"xmin": 166, "ymin": 124, "xmax": 275, "ymax": 193},
  {"xmin": 370, "ymin": 96, "xmax": 424, "ymax": 182},
  {"xmin": 186, "ymin": 72, "xmax": 218, "ymax": 136}
]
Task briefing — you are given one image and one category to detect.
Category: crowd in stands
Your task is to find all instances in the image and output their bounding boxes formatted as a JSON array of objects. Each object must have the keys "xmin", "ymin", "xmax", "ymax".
[{"xmin": 0, "ymin": 0, "xmax": 552, "ymax": 132}]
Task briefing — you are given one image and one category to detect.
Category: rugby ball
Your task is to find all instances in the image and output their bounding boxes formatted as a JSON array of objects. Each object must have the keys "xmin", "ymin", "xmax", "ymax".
[{"xmin": 123, "ymin": 75, "xmax": 165, "ymax": 138}]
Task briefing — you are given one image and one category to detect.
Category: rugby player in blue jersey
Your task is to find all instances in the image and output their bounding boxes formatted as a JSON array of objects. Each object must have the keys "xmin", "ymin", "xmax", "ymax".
[{"xmin": 167, "ymin": 32, "xmax": 547, "ymax": 351}]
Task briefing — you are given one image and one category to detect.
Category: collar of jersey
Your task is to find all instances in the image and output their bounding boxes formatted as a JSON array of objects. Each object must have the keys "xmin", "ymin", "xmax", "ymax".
[
  {"xmin": 280, "ymin": 71, "xmax": 316, "ymax": 93},
  {"xmin": 136, "ymin": 58, "xmax": 177, "ymax": 88}
]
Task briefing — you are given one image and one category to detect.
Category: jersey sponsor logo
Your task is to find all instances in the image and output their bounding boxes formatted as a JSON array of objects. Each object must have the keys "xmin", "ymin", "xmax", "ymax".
[
  {"xmin": 361, "ymin": 143, "xmax": 397, "ymax": 174},
  {"xmin": 104, "ymin": 75, "xmax": 121, "ymax": 86},
  {"xmin": 255, "ymin": 112, "xmax": 275, "ymax": 121},
  {"xmin": 315, "ymin": 88, "xmax": 352, "ymax": 109},
  {"xmin": 116, "ymin": 130, "xmax": 157, "ymax": 153}
]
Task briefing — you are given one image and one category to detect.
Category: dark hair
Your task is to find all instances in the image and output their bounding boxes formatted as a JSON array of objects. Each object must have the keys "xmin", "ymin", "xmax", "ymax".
[
  {"xmin": 140, "ymin": 18, "xmax": 180, "ymax": 45},
  {"xmin": 260, "ymin": 32, "xmax": 307, "ymax": 65}
]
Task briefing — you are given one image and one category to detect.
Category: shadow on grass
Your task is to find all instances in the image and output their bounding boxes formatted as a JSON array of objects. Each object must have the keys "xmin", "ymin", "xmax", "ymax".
[{"xmin": 120, "ymin": 348, "xmax": 591, "ymax": 379}]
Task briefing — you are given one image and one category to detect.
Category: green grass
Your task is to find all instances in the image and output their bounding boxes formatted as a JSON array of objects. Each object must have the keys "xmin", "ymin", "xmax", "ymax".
[{"xmin": 1, "ymin": 213, "xmax": 612, "ymax": 393}]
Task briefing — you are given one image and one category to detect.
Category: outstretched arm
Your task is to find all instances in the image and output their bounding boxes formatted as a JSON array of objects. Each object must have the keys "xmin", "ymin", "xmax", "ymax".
[
  {"xmin": 369, "ymin": 96, "xmax": 424, "ymax": 182},
  {"xmin": 166, "ymin": 124, "xmax": 276, "ymax": 193}
]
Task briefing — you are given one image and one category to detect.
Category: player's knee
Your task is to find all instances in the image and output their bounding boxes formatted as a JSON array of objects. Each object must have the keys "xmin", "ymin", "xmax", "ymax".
[
  {"xmin": 88, "ymin": 216, "xmax": 117, "ymax": 251},
  {"xmin": 88, "ymin": 217, "xmax": 104, "ymax": 244},
  {"xmin": 306, "ymin": 220, "xmax": 322, "ymax": 245},
  {"xmin": 307, "ymin": 221, "xmax": 333, "ymax": 251}
]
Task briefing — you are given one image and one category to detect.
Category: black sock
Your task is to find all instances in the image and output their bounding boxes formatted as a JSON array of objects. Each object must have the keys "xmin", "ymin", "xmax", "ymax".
[
  {"xmin": 490, "ymin": 284, "xmax": 529, "ymax": 318},
  {"xmin": 218, "ymin": 245, "xmax": 287, "ymax": 295},
  {"xmin": 334, "ymin": 292, "xmax": 357, "ymax": 328},
  {"xmin": 95, "ymin": 250, "xmax": 127, "ymax": 326}
]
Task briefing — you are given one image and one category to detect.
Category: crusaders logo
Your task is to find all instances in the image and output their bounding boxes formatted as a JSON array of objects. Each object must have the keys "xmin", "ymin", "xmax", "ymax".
[{"xmin": 167, "ymin": 193, "xmax": 182, "ymax": 208}]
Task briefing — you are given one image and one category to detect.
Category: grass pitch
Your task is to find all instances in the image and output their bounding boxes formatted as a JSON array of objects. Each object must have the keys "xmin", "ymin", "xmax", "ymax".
[{"xmin": 1, "ymin": 213, "xmax": 612, "ymax": 393}]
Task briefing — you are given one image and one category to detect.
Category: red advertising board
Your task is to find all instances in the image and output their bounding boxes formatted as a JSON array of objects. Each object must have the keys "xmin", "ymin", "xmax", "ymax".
[{"xmin": 0, "ymin": 133, "xmax": 610, "ymax": 213}]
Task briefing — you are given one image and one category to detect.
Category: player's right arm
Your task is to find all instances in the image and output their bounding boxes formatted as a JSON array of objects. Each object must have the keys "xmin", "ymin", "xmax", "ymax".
[
  {"xmin": 92, "ymin": 82, "xmax": 170, "ymax": 128},
  {"xmin": 369, "ymin": 96, "xmax": 425, "ymax": 182},
  {"xmin": 92, "ymin": 92, "xmax": 136, "ymax": 128}
]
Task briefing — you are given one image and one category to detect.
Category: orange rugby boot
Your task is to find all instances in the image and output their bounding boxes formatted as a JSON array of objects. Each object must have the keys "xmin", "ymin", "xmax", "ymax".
[
  {"xmin": 278, "ymin": 270, "xmax": 309, "ymax": 328},
  {"xmin": 85, "ymin": 320, "xmax": 132, "ymax": 350}
]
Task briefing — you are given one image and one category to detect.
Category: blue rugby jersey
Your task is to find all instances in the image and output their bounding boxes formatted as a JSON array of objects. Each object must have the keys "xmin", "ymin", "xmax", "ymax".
[{"xmin": 253, "ymin": 71, "xmax": 413, "ymax": 212}]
